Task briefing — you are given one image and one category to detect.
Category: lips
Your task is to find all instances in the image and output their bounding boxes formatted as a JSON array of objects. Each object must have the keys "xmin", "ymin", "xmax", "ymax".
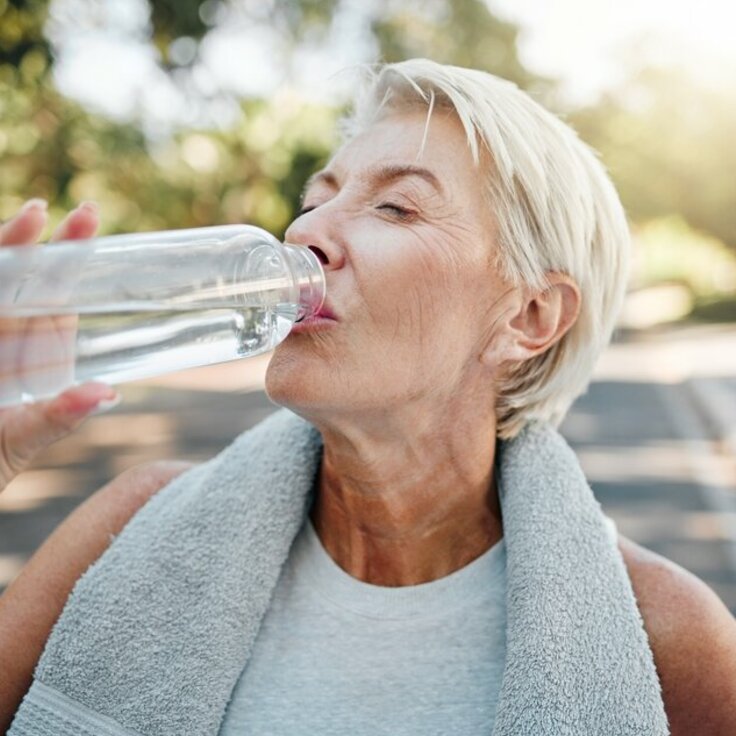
[
  {"xmin": 290, "ymin": 308, "xmax": 337, "ymax": 333},
  {"xmin": 315, "ymin": 303, "xmax": 337, "ymax": 320}
]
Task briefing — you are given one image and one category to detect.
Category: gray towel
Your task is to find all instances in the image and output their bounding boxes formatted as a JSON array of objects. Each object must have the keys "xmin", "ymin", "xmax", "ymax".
[{"xmin": 9, "ymin": 408, "xmax": 669, "ymax": 735}]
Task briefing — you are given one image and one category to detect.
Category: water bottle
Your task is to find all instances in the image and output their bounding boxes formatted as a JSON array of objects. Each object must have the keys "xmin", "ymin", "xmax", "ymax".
[{"xmin": 0, "ymin": 224, "xmax": 325, "ymax": 407}]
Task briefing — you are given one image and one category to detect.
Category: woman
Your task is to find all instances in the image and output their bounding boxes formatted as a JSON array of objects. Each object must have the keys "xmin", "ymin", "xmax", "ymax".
[{"xmin": 2, "ymin": 60, "xmax": 735, "ymax": 735}]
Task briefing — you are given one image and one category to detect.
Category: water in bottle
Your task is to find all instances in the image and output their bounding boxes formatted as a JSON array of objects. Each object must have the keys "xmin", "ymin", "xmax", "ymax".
[{"xmin": 0, "ymin": 225, "xmax": 325, "ymax": 407}]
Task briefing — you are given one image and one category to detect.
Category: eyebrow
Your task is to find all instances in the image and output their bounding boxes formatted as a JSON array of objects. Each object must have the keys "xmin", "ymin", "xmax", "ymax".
[{"xmin": 302, "ymin": 164, "xmax": 444, "ymax": 200}]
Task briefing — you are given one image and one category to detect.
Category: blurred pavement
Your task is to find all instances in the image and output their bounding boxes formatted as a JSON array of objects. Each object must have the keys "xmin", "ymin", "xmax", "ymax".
[
  {"xmin": 1, "ymin": 326, "xmax": 735, "ymax": 614},
  {"xmin": 566, "ymin": 322, "xmax": 736, "ymax": 611}
]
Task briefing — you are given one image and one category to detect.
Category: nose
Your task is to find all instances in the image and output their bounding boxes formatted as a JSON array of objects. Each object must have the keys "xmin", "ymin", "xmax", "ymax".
[{"xmin": 284, "ymin": 209, "xmax": 345, "ymax": 272}]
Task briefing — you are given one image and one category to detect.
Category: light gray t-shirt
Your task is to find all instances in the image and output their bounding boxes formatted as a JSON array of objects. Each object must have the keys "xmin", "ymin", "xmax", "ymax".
[
  {"xmin": 219, "ymin": 514, "xmax": 619, "ymax": 735},
  {"xmin": 219, "ymin": 517, "xmax": 508, "ymax": 735}
]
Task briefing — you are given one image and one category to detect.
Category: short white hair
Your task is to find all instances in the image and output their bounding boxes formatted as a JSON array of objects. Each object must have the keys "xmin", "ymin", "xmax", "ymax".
[{"xmin": 340, "ymin": 59, "xmax": 631, "ymax": 439}]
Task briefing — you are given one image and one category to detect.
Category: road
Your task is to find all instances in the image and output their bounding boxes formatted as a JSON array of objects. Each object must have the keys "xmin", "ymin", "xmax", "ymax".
[
  {"xmin": 1, "ymin": 327, "xmax": 735, "ymax": 614},
  {"xmin": 561, "ymin": 378, "xmax": 736, "ymax": 612},
  {"xmin": 565, "ymin": 323, "xmax": 736, "ymax": 611}
]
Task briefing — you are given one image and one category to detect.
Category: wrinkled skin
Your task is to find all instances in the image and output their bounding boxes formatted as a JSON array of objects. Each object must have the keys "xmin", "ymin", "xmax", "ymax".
[
  {"xmin": 266, "ymin": 110, "xmax": 580, "ymax": 585},
  {"xmin": 268, "ymin": 111, "xmax": 509, "ymax": 426}
]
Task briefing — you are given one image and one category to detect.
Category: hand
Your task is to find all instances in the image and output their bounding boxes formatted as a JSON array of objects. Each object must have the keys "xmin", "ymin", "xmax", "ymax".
[{"xmin": 0, "ymin": 199, "xmax": 121, "ymax": 491}]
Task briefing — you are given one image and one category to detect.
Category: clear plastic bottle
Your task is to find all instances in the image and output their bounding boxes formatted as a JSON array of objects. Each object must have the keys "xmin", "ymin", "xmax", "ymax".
[{"xmin": 0, "ymin": 224, "xmax": 325, "ymax": 407}]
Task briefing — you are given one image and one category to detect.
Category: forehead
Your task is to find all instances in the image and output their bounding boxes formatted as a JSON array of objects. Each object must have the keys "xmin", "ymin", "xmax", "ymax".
[{"xmin": 322, "ymin": 111, "xmax": 479, "ymax": 194}]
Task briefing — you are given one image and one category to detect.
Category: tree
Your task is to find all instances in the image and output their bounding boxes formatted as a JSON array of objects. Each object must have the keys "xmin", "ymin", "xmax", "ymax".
[
  {"xmin": 1, "ymin": 0, "xmax": 542, "ymax": 239},
  {"xmin": 371, "ymin": 0, "xmax": 541, "ymax": 91},
  {"xmin": 570, "ymin": 65, "xmax": 736, "ymax": 252}
]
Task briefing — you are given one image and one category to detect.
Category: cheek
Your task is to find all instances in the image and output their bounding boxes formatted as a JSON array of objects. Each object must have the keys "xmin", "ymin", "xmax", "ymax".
[
  {"xmin": 366, "ymin": 222, "xmax": 462, "ymax": 293},
  {"xmin": 357, "ymin": 240, "xmax": 475, "ymax": 359}
]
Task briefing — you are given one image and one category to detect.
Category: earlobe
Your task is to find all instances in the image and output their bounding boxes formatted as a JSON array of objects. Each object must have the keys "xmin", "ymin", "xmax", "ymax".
[{"xmin": 479, "ymin": 330, "xmax": 533, "ymax": 372}]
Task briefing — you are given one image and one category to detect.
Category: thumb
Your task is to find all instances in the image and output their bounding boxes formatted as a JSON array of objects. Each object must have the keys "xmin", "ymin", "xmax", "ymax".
[{"xmin": 0, "ymin": 383, "xmax": 120, "ymax": 485}]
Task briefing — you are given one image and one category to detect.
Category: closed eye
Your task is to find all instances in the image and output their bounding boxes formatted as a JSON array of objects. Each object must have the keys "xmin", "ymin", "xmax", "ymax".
[
  {"xmin": 377, "ymin": 203, "xmax": 416, "ymax": 221},
  {"xmin": 298, "ymin": 201, "xmax": 417, "ymax": 221}
]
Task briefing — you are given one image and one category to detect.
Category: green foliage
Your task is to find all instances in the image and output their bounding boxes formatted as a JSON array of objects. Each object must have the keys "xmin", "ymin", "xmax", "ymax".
[
  {"xmin": 0, "ymin": 76, "xmax": 337, "ymax": 237},
  {"xmin": 570, "ymin": 66, "xmax": 736, "ymax": 251},
  {"xmin": 2, "ymin": 0, "xmax": 732, "ymax": 330},
  {"xmin": 631, "ymin": 216, "xmax": 736, "ymax": 297},
  {"xmin": 1, "ymin": 0, "xmax": 538, "ymax": 241},
  {"xmin": 0, "ymin": 0, "xmax": 52, "ymax": 69},
  {"xmin": 0, "ymin": 0, "xmax": 345, "ymax": 237},
  {"xmin": 371, "ymin": 0, "xmax": 542, "ymax": 91},
  {"xmin": 150, "ymin": 0, "xmax": 210, "ymax": 43},
  {"xmin": 618, "ymin": 215, "xmax": 736, "ymax": 329},
  {"xmin": 149, "ymin": 0, "xmax": 209, "ymax": 66},
  {"xmin": 152, "ymin": 0, "xmax": 342, "ymax": 71}
]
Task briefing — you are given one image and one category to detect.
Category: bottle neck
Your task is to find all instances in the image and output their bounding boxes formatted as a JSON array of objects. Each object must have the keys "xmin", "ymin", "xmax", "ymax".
[{"xmin": 282, "ymin": 244, "xmax": 326, "ymax": 321}]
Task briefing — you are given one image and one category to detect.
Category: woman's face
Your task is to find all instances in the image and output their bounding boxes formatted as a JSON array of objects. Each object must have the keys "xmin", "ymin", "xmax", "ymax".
[{"xmin": 265, "ymin": 110, "xmax": 512, "ymax": 423}]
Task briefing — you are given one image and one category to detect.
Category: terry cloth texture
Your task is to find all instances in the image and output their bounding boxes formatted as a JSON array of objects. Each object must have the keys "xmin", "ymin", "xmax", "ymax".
[{"xmin": 9, "ymin": 408, "xmax": 669, "ymax": 736}]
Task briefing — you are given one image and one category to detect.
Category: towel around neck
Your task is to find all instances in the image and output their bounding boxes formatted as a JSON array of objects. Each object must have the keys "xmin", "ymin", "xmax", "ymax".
[{"xmin": 9, "ymin": 408, "xmax": 669, "ymax": 736}]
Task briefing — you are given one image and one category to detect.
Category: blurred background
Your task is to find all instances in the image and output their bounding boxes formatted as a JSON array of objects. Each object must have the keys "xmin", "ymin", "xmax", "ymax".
[{"xmin": 1, "ymin": 0, "xmax": 735, "ymax": 610}]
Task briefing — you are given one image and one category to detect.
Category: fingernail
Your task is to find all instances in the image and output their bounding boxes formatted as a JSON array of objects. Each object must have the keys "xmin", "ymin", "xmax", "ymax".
[
  {"xmin": 79, "ymin": 201, "xmax": 99, "ymax": 213},
  {"xmin": 21, "ymin": 198, "xmax": 48, "ymax": 212},
  {"xmin": 89, "ymin": 392, "xmax": 122, "ymax": 415}
]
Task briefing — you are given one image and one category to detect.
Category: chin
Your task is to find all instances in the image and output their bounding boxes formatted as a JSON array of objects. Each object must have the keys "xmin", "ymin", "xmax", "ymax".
[{"xmin": 264, "ymin": 349, "xmax": 328, "ymax": 411}]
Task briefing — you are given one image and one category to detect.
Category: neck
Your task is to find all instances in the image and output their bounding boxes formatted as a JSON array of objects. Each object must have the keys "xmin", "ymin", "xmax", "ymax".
[{"xmin": 308, "ymin": 403, "xmax": 503, "ymax": 586}]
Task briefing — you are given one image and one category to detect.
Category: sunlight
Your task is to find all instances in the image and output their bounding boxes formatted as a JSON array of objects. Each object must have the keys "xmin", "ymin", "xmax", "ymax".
[{"xmin": 493, "ymin": 0, "xmax": 736, "ymax": 103}]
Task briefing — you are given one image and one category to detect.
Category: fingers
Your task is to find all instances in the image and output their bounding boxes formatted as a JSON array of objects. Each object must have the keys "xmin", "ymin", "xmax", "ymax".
[
  {"xmin": 0, "ymin": 199, "xmax": 101, "ymax": 248},
  {"xmin": 51, "ymin": 201, "xmax": 100, "ymax": 242},
  {"xmin": 44, "ymin": 382, "xmax": 121, "ymax": 427},
  {"xmin": 0, "ymin": 199, "xmax": 48, "ymax": 246},
  {"xmin": 0, "ymin": 383, "xmax": 121, "ymax": 487},
  {"xmin": 0, "ymin": 199, "xmax": 106, "ymax": 490}
]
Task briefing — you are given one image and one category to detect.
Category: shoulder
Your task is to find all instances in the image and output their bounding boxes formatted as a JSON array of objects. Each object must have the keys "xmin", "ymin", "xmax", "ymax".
[
  {"xmin": 4, "ymin": 458, "xmax": 195, "ymax": 602},
  {"xmin": 0, "ymin": 460, "xmax": 194, "ymax": 728},
  {"xmin": 617, "ymin": 533, "xmax": 736, "ymax": 735},
  {"xmin": 84, "ymin": 460, "xmax": 196, "ymax": 534},
  {"xmin": 47, "ymin": 459, "xmax": 196, "ymax": 578},
  {"xmin": 1, "ymin": 458, "xmax": 194, "ymax": 614}
]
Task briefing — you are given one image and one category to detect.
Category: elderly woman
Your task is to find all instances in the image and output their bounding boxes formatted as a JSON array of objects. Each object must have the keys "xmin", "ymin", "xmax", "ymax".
[{"xmin": 1, "ymin": 60, "xmax": 736, "ymax": 736}]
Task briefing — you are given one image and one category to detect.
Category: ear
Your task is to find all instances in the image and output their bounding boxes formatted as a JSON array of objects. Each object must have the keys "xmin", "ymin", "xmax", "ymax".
[{"xmin": 481, "ymin": 272, "xmax": 581, "ymax": 368}]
